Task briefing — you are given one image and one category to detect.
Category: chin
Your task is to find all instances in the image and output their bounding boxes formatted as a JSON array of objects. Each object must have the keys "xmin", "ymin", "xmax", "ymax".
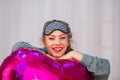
[
  {"xmin": 51, "ymin": 52, "xmax": 64, "ymax": 58},
  {"xmin": 52, "ymin": 55, "xmax": 61, "ymax": 58},
  {"xmin": 53, "ymin": 54, "xmax": 64, "ymax": 58}
]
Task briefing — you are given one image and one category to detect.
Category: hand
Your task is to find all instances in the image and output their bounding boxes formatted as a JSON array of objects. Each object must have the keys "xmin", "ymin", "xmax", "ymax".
[
  {"xmin": 59, "ymin": 51, "xmax": 83, "ymax": 61},
  {"xmin": 46, "ymin": 54, "xmax": 56, "ymax": 59}
]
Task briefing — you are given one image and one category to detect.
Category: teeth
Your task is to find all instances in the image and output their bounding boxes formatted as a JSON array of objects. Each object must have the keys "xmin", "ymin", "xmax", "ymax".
[{"xmin": 53, "ymin": 48, "xmax": 62, "ymax": 50}]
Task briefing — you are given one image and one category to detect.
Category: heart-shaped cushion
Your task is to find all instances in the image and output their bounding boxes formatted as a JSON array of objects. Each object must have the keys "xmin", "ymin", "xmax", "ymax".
[{"xmin": 0, "ymin": 48, "xmax": 93, "ymax": 80}]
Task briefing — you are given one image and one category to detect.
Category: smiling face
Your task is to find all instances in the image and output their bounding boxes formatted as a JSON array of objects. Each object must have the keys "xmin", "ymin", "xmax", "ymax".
[{"xmin": 43, "ymin": 30, "xmax": 69, "ymax": 58}]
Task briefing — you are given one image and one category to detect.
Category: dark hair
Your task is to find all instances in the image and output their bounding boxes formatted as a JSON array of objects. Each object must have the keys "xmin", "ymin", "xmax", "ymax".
[{"xmin": 42, "ymin": 19, "xmax": 73, "ymax": 53}]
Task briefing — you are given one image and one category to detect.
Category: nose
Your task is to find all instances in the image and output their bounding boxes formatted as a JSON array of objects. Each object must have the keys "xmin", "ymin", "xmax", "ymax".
[{"xmin": 54, "ymin": 39, "xmax": 61, "ymax": 45}]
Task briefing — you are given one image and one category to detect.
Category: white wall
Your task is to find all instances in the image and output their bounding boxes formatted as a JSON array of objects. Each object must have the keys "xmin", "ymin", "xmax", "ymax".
[{"xmin": 0, "ymin": 0, "xmax": 120, "ymax": 79}]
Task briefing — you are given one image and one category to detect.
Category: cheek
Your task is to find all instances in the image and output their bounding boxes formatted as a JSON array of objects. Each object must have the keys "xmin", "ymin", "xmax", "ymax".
[
  {"xmin": 64, "ymin": 42, "xmax": 69, "ymax": 48},
  {"xmin": 43, "ymin": 38, "xmax": 52, "ymax": 47},
  {"xmin": 65, "ymin": 39, "xmax": 70, "ymax": 47},
  {"xmin": 44, "ymin": 42, "xmax": 54, "ymax": 53},
  {"xmin": 44, "ymin": 41, "xmax": 52, "ymax": 48}
]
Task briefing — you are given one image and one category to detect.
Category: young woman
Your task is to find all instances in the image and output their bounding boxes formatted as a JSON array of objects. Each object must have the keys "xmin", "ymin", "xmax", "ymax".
[{"xmin": 1, "ymin": 20, "xmax": 110, "ymax": 80}]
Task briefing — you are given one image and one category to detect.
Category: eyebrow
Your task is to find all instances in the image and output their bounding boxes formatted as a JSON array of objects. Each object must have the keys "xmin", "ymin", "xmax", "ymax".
[{"xmin": 48, "ymin": 34, "xmax": 66, "ymax": 37}]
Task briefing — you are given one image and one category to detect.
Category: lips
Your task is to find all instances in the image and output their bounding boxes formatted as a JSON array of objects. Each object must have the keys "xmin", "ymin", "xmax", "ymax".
[{"xmin": 52, "ymin": 47, "xmax": 63, "ymax": 53}]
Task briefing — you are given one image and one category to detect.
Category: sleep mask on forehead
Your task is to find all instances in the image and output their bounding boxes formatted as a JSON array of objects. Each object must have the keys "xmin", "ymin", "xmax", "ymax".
[{"xmin": 44, "ymin": 21, "xmax": 68, "ymax": 35}]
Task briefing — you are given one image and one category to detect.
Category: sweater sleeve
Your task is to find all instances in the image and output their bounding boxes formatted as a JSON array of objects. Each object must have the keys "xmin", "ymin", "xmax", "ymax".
[
  {"xmin": 12, "ymin": 41, "xmax": 45, "ymax": 53},
  {"xmin": 80, "ymin": 53, "xmax": 110, "ymax": 80}
]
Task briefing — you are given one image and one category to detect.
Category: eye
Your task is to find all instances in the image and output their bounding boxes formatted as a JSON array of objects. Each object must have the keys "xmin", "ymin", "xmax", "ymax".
[
  {"xmin": 60, "ymin": 37, "xmax": 66, "ymax": 40},
  {"xmin": 49, "ymin": 37, "xmax": 55, "ymax": 40}
]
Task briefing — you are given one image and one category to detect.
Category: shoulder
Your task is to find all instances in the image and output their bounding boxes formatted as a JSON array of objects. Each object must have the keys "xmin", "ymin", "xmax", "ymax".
[
  {"xmin": 12, "ymin": 41, "xmax": 47, "ymax": 54},
  {"xmin": 13, "ymin": 41, "xmax": 30, "ymax": 47},
  {"xmin": 11, "ymin": 41, "xmax": 40, "ymax": 51},
  {"xmin": 12, "ymin": 41, "xmax": 31, "ymax": 51}
]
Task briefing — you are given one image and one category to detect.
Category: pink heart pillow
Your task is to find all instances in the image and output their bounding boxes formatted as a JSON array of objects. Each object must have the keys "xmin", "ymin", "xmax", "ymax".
[{"xmin": 0, "ymin": 48, "xmax": 93, "ymax": 80}]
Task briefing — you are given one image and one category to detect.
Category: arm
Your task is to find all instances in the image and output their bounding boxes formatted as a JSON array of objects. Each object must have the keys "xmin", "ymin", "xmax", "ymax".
[
  {"xmin": 81, "ymin": 53, "xmax": 110, "ymax": 79},
  {"xmin": 12, "ymin": 41, "xmax": 38, "ymax": 51},
  {"xmin": 60, "ymin": 51, "xmax": 110, "ymax": 80},
  {"xmin": 12, "ymin": 41, "xmax": 45, "ymax": 53}
]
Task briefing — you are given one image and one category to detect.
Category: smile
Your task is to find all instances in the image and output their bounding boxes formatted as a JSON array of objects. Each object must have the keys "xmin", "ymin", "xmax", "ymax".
[{"xmin": 52, "ymin": 47, "xmax": 63, "ymax": 53}]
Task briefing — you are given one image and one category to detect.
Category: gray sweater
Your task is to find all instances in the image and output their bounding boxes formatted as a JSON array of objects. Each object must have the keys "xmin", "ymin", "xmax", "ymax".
[{"xmin": 12, "ymin": 41, "xmax": 110, "ymax": 80}]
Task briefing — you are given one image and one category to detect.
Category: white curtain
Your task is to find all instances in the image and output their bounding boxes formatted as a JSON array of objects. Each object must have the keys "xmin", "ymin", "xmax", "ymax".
[{"xmin": 0, "ymin": 0, "xmax": 120, "ymax": 79}]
